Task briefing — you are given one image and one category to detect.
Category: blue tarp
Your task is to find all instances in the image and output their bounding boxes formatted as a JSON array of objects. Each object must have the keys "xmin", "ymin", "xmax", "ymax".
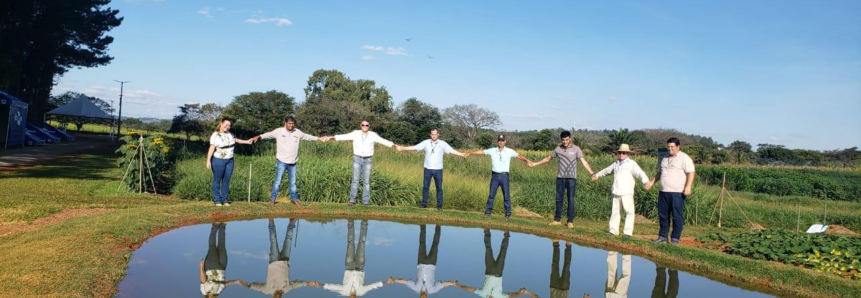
[{"xmin": 1, "ymin": 90, "xmax": 29, "ymax": 148}]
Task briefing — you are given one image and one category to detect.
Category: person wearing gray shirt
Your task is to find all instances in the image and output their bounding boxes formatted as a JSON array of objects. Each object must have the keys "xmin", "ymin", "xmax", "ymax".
[
  {"xmin": 532, "ymin": 131, "xmax": 595, "ymax": 228},
  {"xmin": 252, "ymin": 116, "xmax": 330, "ymax": 207}
]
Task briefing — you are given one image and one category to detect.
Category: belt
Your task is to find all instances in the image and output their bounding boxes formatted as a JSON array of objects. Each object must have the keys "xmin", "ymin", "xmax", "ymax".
[
  {"xmin": 355, "ymin": 155, "xmax": 373, "ymax": 159},
  {"xmin": 492, "ymin": 171, "xmax": 509, "ymax": 175},
  {"xmin": 217, "ymin": 144, "xmax": 235, "ymax": 149}
]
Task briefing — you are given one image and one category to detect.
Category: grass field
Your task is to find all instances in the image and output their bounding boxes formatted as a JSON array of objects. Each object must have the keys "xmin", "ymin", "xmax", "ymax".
[{"xmin": 0, "ymin": 143, "xmax": 861, "ymax": 297}]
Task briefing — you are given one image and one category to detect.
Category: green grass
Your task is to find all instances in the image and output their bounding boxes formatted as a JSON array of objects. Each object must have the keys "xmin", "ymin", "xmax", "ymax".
[{"xmin": 1, "ymin": 142, "xmax": 860, "ymax": 297}]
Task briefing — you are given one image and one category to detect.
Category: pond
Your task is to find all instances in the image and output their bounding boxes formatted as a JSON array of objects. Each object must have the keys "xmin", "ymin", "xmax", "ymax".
[{"xmin": 116, "ymin": 218, "xmax": 775, "ymax": 298}]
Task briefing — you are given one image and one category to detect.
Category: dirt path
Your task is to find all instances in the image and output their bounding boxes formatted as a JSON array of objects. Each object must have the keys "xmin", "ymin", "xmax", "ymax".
[
  {"xmin": 0, "ymin": 208, "xmax": 113, "ymax": 237},
  {"xmin": 0, "ymin": 134, "xmax": 114, "ymax": 173}
]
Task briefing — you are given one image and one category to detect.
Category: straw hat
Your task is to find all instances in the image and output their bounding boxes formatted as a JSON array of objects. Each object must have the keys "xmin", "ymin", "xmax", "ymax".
[{"xmin": 616, "ymin": 144, "xmax": 633, "ymax": 153}]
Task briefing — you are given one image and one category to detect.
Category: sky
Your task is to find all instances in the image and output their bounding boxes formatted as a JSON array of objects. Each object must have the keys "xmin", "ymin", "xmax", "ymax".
[{"xmin": 54, "ymin": 0, "xmax": 861, "ymax": 150}]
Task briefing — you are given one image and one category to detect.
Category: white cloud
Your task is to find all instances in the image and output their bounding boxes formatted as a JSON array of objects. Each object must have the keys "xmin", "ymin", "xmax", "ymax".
[
  {"xmin": 361, "ymin": 55, "xmax": 376, "ymax": 60},
  {"xmin": 229, "ymin": 250, "xmax": 268, "ymax": 261},
  {"xmin": 360, "ymin": 45, "xmax": 409, "ymax": 56},
  {"xmin": 372, "ymin": 237, "xmax": 394, "ymax": 246},
  {"xmin": 245, "ymin": 17, "xmax": 293, "ymax": 27},
  {"xmin": 608, "ymin": 96, "xmax": 619, "ymax": 101},
  {"xmin": 385, "ymin": 47, "xmax": 408, "ymax": 56},
  {"xmin": 197, "ymin": 7, "xmax": 212, "ymax": 18},
  {"xmin": 506, "ymin": 113, "xmax": 550, "ymax": 120},
  {"xmin": 361, "ymin": 45, "xmax": 384, "ymax": 51}
]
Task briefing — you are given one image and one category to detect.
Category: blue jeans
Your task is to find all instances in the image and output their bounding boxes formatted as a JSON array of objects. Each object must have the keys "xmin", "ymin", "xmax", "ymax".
[
  {"xmin": 350, "ymin": 156, "xmax": 373, "ymax": 204},
  {"xmin": 422, "ymin": 168, "xmax": 444, "ymax": 208},
  {"xmin": 270, "ymin": 160, "xmax": 298, "ymax": 202},
  {"xmin": 658, "ymin": 192, "xmax": 685, "ymax": 241},
  {"xmin": 268, "ymin": 219, "xmax": 296, "ymax": 263},
  {"xmin": 485, "ymin": 172, "xmax": 511, "ymax": 217},
  {"xmin": 211, "ymin": 158, "xmax": 234, "ymax": 204},
  {"xmin": 555, "ymin": 178, "xmax": 577, "ymax": 222}
]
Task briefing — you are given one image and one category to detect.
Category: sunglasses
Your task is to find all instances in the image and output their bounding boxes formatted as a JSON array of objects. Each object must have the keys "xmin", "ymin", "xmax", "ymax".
[{"xmin": 361, "ymin": 124, "xmax": 370, "ymax": 127}]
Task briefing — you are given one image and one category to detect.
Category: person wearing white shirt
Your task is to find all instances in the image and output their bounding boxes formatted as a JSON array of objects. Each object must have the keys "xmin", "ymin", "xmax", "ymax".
[
  {"xmin": 325, "ymin": 120, "xmax": 396, "ymax": 206},
  {"xmin": 322, "ymin": 219, "xmax": 387, "ymax": 297},
  {"xmin": 396, "ymin": 129, "xmax": 466, "ymax": 210},
  {"xmin": 455, "ymin": 229, "xmax": 538, "ymax": 298},
  {"xmin": 389, "ymin": 225, "xmax": 456, "ymax": 297},
  {"xmin": 206, "ymin": 118, "xmax": 255, "ymax": 207},
  {"xmin": 604, "ymin": 251, "xmax": 632, "ymax": 298},
  {"xmin": 245, "ymin": 218, "xmax": 320, "ymax": 297},
  {"xmin": 199, "ymin": 223, "xmax": 246, "ymax": 297},
  {"xmin": 592, "ymin": 144, "xmax": 652, "ymax": 237},
  {"xmin": 465, "ymin": 135, "xmax": 534, "ymax": 219}
]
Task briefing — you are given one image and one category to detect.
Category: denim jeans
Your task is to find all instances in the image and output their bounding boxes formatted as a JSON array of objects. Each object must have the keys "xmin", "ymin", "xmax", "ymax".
[
  {"xmin": 268, "ymin": 218, "xmax": 296, "ymax": 263},
  {"xmin": 485, "ymin": 172, "xmax": 511, "ymax": 217},
  {"xmin": 657, "ymin": 192, "xmax": 685, "ymax": 241},
  {"xmin": 204, "ymin": 223, "xmax": 227, "ymax": 271},
  {"xmin": 555, "ymin": 178, "xmax": 577, "ymax": 222},
  {"xmin": 422, "ymin": 168, "xmax": 444, "ymax": 208},
  {"xmin": 345, "ymin": 220, "xmax": 368, "ymax": 271},
  {"xmin": 418, "ymin": 224, "xmax": 441, "ymax": 265},
  {"xmin": 211, "ymin": 158, "xmax": 234, "ymax": 204},
  {"xmin": 550, "ymin": 242, "xmax": 572, "ymax": 291},
  {"xmin": 270, "ymin": 160, "xmax": 298, "ymax": 202},
  {"xmin": 350, "ymin": 156, "xmax": 373, "ymax": 204},
  {"xmin": 484, "ymin": 229, "xmax": 509, "ymax": 276}
]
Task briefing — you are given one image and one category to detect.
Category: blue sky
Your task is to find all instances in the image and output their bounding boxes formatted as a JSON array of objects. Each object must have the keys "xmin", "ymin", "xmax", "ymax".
[{"xmin": 55, "ymin": 0, "xmax": 860, "ymax": 150}]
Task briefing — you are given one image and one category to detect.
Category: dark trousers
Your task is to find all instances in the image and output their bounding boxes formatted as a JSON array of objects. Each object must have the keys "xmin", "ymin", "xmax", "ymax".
[
  {"xmin": 485, "ymin": 173, "xmax": 511, "ymax": 217},
  {"xmin": 422, "ymin": 169, "xmax": 444, "ymax": 208},
  {"xmin": 657, "ymin": 192, "xmax": 685, "ymax": 240},
  {"xmin": 268, "ymin": 219, "xmax": 296, "ymax": 263},
  {"xmin": 484, "ymin": 229, "xmax": 509, "ymax": 277},
  {"xmin": 554, "ymin": 178, "xmax": 577, "ymax": 222},
  {"xmin": 418, "ymin": 225, "xmax": 441, "ymax": 265},
  {"xmin": 345, "ymin": 220, "xmax": 368, "ymax": 271},
  {"xmin": 651, "ymin": 266, "xmax": 679, "ymax": 298},
  {"xmin": 211, "ymin": 158, "xmax": 234, "ymax": 204},
  {"xmin": 204, "ymin": 223, "xmax": 227, "ymax": 271},
  {"xmin": 550, "ymin": 242, "xmax": 572, "ymax": 291}
]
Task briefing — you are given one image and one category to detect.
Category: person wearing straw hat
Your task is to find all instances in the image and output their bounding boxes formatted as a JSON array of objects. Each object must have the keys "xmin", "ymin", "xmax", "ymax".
[
  {"xmin": 464, "ymin": 134, "xmax": 534, "ymax": 220},
  {"xmin": 531, "ymin": 130, "xmax": 595, "ymax": 228},
  {"xmin": 591, "ymin": 144, "xmax": 651, "ymax": 237}
]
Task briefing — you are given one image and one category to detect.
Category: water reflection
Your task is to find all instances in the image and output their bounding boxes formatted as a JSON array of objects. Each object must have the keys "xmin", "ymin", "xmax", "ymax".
[
  {"xmin": 322, "ymin": 219, "xmax": 387, "ymax": 297},
  {"xmin": 604, "ymin": 252, "xmax": 631, "ymax": 298},
  {"xmin": 118, "ymin": 218, "xmax": 776, "ymax": 298},
  {"xmin": 548, "ymin": 241, "xmax": 571, "ymax": 298},
  {"xmin": 244, "ymin": 218, "xmax": 320, "ymax": 296},
  {"xmin": 200, "ymin": 223, "xmax": 245, "ymax": 297},
  {"xmin": 650, "ymin": 265, "xmax": 679, "ymax": 298},
  {"xmin": 390, "ymin": 224, "xmax": 456, "ymax": 296}
]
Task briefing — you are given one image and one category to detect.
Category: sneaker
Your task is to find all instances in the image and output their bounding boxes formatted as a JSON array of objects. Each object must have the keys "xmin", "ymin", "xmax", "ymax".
[
  {"xmin": 291, "ymin": 200, "xmax": 302, "ymax": 207},
  {"xmin": 652, "ymin": 237, "xmax": 668, "ymax": 244},
  {"xmin": 567, "ymin": 222, "xmax": 574, "ymax": 229},
  {"xmin": 214, "ymin": 203, "xmax": 222, "ymax": 207},
  {"xmin": 671, "ymin": 238, "xmax": 680, "ymax": 245},
  {"xmin": 269, "ymin": 200, "xmax": 276, "ymax": 206},
  {"xmin": 622, "ymin": 235, "xmax": 632, "ymax": 239},
  {"xmin": 363, "ymin": 203, "xmax": 370, "ymax": 206},
  {"xmin": 549, "ymin": 221, "xmax": 562, "ymax": 226},
  {"xmin": 606, "ymin": 231, "xmax": 616, "ymax": 235},
  {"xmin": 348, "ymin": 202, "xmax": 355, "ymax": 206},
  {"xmin": 437, "ymin": 207, "xmax": 442, "ymax": 211},
  {"xmin": 484, "ymin": 214, "xmax": 491, "ymax": 218},
  {"xmin": 223, "ymin": 203, "xmax": 231, "ymax": 207}
]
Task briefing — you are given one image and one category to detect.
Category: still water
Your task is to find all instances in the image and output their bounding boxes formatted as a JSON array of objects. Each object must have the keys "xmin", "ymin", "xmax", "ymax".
[{"xmin": 116, "ymin": 218, "xmax": 775, "ymax": 298}]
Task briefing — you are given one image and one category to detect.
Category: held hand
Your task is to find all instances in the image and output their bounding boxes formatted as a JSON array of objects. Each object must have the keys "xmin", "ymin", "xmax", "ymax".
[
  {"xmin": 591, "ymin": 174, "xmax": 598, "ymax": 182},
  {"xmin": 644, "ymin": 181, "xmax": 653, "ymax": 190},
  {"xmin": 386, "ymin": 277, "xmax": 395, "ymax": 284},
  {"xmin": 395, "ymin": 145, "xmax": 403, "ymax": 152},
  {"xmin": 684, "ymin": 186, "xmax": 692, "ymax": 197},
  {"xmin": 463, "ymin": 153, "xmax": 470, "ymax": 158},
  {"xmin": 527, "ymin": 161, "xmax": 534, "ymax": 167}
]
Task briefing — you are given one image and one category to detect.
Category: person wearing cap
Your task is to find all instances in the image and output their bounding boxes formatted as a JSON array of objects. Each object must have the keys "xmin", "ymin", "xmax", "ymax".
[
  {"xmin": 324, "ymin": 120, "xmax": 396, "ymax": 206},
  {"xmin": 531, "ymin": 131, "xmax": 595, "ymax": 228},
  {"xmin": 591, "ymin": 144, "xmax": 651, "ymax": 237},
  {"xmin": 464, "ymin": 134, "xmax": 534, "ymax": 219},
  {"xmin": 644, "ymin": 137, "xmax": 695, "ymax": 245},
  {"xmin": 396, "ymin": 128, "xmax": 467, "ymax": 210},
  {"xmin": 251, "ymin": 116, "xmax": 331, "ymax": 207}
]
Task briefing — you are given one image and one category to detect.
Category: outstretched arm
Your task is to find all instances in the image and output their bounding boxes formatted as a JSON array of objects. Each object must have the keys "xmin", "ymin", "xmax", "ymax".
[
  {"xmin": 531, "ymin": 155, "xmax": 553, "ymax": 167},
  {"xmin": 463, "ymin": 150, "xmax": 485, "ymax": 157},
  {"xmin": 235, "ymin": 138, "xmax": 254, "ymax": 145},
  {"xmin": 579, "ymin": 157, "xmax": 595, "ymax": 176},
  {"xmin": 592, "ymin": 163, "xmax": 614, "ymax": 181},
  {"xmin": 509, "ymin": 288, "xmax": 539, "ymax": 298},
  {"xmin": 450, "ymin": 149, "xmax": 467, "ymax": 157},
  {"xmin": 516, "ymin": 154, "xmax": 534, "ymax": 167}
]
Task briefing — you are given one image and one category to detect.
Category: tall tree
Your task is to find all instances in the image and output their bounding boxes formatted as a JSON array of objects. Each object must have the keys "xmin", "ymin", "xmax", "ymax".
[
  {"xmin": 442, "ymin": 104, "xmax": 502, "ymax": 144},
  {"xmin": 396, "ymin": 97, "xmax": 442, "ymax": 131},
  {"xmin": 303, "ymin": 69, "xmax": 393, "ymax": 115},
  {"xmin": 168, "ymin": 104, "xmax": 205, "ymax": 141},
  {"xmin": 222, "ymin": 91, "xmax": 295, "ymax": 134},
  {"xmin": 1, "ymin": 0, "xmax": 122, "ymax": 121}
]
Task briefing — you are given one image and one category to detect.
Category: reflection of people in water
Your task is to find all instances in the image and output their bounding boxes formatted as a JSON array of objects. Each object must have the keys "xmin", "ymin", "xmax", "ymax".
[
  {"xmin": 455, "ymin": 229, "xmax": 538, "ymax": 298},
  {"xmin": 604, "ymin": 251, "xmax": 631, "ymax": 298},
  {"xmin": 246, "ymin": 218, "xmax": 320, "ymax": 297},
  {"xmin": 549, "ymin": 240, "xmax": 572, "ymax": 298},
  {"xmin": 199, "ymin": 223, "xmax": 245, "ymax": 297},
  {"xmin": 650, "ymin": 265, "xmax": 679, "ymax": 298},
  {"xmin": 389, "ymin": 224, "xmax": 456, "ymax": 297},
  {"xmin": 322, "ymin": 219, "xmax": 386, "ymax": 297}
]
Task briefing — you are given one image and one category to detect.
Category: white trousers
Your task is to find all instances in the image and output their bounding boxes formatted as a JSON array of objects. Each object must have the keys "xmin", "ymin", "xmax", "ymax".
[
  {"xmin": 605, "ymin": 251, "xmax": 632, "ymax": 298},
  {"xmin": 609, "ymin": 194, "xmax": 635, "ymax": 236}
]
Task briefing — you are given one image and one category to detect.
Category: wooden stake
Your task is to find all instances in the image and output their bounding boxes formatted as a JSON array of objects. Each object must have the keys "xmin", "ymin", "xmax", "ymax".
[
  {"xmin": 247, "ymin": 162, "xmax": 253, "ymax": 203},
  {"xmin": 139, "ymin": 136, "xmax": 143, "ymax": 193}
]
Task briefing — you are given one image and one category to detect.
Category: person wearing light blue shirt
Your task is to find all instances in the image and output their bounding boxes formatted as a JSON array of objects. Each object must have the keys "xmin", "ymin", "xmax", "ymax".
[
  {"xmin": 466, "ymin": 135, "xmax": 534, "ymax": 219},
  {"xmin": 397, "ymin": 129, "xmax": 466, "ymax": 210}
]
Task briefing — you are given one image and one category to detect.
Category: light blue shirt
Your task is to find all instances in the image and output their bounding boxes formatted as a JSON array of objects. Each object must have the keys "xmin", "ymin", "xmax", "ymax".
[
  {"xmin": 484, "ymin": 147, "xmax": 519, "ymax": 173},
  {"xmin": 415, "ymin": 139, "xmax": 453, "ymax": 170}
]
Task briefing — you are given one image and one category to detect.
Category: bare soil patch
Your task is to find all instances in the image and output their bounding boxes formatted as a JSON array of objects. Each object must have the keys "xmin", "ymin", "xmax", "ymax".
[
  {"xmin": 0, "ymin": 208, "xmax": 112, "ymax": 237},
  {"xmin": 826, "ymin": 225, "xmax": 858, "ymax": 236}
]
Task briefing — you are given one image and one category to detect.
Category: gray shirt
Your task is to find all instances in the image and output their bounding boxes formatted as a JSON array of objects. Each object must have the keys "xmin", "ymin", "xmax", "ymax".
[
  {"xmin": 259, "ymin": 127, "xmax": 318, "ymax": 164},
  {"xmin": 550, "ymin": 145, "xmax": 583, "ymax": 178}
]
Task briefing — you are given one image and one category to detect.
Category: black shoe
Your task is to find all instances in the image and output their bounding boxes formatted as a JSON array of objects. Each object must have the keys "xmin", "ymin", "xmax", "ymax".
[
  {"xmin": 505, "ymin": 215, "xmax": 511, "ymax": 221},
  {"xmin": 437, "ymin": 207, "xmax": 442, "ymax": 211},
  {"xmin": 622, "ymin": 235, "xmax": 632, "ymax": 239},
  {"xmin": 484, "ymin": 213, "xmax": 491, "ymax": 218},
  {"xmin": 363, "ymin": 203, "xmax": 370, "ymax": 206},
  {"xmin": 420, "ymin": 205, "xmax": 428, "ymax": 209},
  {"xmin": 348, "ymin": 202, "xmax": 355, "ymax": 206},
  {"xmin": 652, "ymin": 237, "xmax": 668, "ymax": 244}
]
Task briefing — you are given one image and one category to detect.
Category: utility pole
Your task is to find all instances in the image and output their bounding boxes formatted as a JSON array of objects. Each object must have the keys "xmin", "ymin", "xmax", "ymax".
[{"xmin": 114, "ymin": 80, "xmax": 130, "ymax": 139}]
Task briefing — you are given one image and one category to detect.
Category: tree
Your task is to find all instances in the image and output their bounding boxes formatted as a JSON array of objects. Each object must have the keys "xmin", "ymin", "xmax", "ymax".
[
  {"xmin": 303, "ymin": 69, "xmax": 393, "ymax": 115},
  {"xmin": 531, "ymin": 129, "xmax": 557, "ymax": 151},
  {"xmin": 168, "ymin": 104, "xmax": 205, "ymax": 141},
  {"xmin": 728, "ymin": 140, "xmax": 753, "ymax": 163},
  {"xmin": 476, "ymin": 132, "xmax": 495, "ymax": 149},
  {"xmin": 295, "ymin": 98, "xmax": 373, "ymax": 136},
  {"xmin": 222, "ymin": 91, "xmax": 295, "ymax": 134},
  {"xmin": 198, "ymin": 103, "xmax": 223, "ymax": 124},
  {"xmin": 604, "ymin": 128, "xmax": 642, "ymax": 153},
  {"xmin": 442, "ymin": 104, "xmax": 502, "ymax": 144},
  {"xmin": 386, "ymin": 121, "xmax": 417, "ymax": 145},
  {"xmin": 396, "ymin": 98, "xmax": 442, "ymax": 132},
  {"xmin": 1, "ymin": 1, "xmax": 123, "ymax": 121}
]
